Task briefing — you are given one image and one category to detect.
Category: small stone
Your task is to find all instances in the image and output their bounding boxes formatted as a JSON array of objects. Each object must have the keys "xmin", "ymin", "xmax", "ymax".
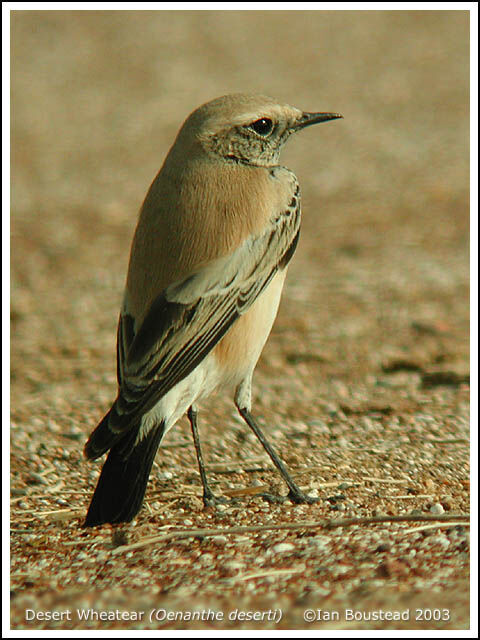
[
  {"xmin": 430, "ymin": 503, "xmax": 445, "ymax": 515},
  {"xmin": 199, "ymin": 553, "xmax": 214, "ymax": 564},
  {"xmin": 309, "ymin": 536, "xmax": 331, "ymax": 549},
  {"xmin": 271, "ymin": 542, "xmax": 295, "ymax": 554}
]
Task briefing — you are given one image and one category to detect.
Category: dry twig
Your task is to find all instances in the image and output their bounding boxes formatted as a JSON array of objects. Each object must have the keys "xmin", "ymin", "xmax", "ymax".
[{"xmin": 402, "ymin": 522, "xmax": 470, "ymax": 535}]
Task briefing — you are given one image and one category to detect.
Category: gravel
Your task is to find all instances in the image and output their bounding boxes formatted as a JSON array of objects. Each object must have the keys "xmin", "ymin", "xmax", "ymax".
[{"xmin": 10, "ymin": 9, "xmax": 469, "ymax": 633}]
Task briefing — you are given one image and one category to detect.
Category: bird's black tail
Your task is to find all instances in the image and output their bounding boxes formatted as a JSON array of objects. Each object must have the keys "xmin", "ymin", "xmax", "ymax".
[{"xmin": 83, "ymin": 423, "xmax": 165, "ymax": 527}]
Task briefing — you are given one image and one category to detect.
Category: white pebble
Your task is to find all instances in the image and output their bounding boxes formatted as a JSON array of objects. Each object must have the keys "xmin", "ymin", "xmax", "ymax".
[
  {"xmin": 309, "ymin": 536, "xmax": 331, "ymax": 550},
  {"xmin": 271, "ymin": 542, "xmax": 295, "ymax": 554},
  {"xmin": 224, "ymin": 561, "xmax": 244, "ymax": 570},
  {"xmin": 199, "ymin": 553, "xmax": 214, "ymax": 564},
  {"xmin": 430, "ymin": 503, "xmax": 445, "ymax": 515}
]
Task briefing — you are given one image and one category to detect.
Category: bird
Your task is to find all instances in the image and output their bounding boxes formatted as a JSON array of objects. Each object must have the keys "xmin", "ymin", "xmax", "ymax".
[{"xmin": 83, "ymin": 93, "xmax": 342, "ymax": 527}]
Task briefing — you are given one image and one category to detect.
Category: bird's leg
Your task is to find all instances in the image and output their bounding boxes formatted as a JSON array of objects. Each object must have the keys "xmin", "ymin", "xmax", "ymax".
[
  {"xmin": 237, "ymin": 406, "xmax": 317, "ymax": 505},
  {"xmin": 187, "ymin": 405, "xmax": 228, "ymax": 508}
]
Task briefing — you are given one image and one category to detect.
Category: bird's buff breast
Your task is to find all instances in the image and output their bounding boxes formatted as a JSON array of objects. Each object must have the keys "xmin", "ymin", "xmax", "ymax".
[{"xmin": 210, "ymin": 269, "xmax": 287, "ymax": 392}]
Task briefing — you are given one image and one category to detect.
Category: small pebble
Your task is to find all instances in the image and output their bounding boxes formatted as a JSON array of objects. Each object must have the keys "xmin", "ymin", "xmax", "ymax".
[
  {"xmin": 271, "ymin": 542, "xmax": 295, "ymax": 554},
  {"xmin": 199, "ymin": 553, "xmax": 214, "ymax": 564},
  {"xmin": 430, "ymin": 503, "xmax": 445, "ymax": 515},
  {"xmin": 308, "ymin": 536, "xmax": 331, "ymax": 549},
  {"xmin": 224, "ymin": 561, "xmax": 245, "ymax": 570}
]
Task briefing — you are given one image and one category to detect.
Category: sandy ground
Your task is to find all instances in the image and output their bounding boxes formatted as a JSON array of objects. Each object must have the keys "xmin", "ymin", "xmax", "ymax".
[{"xmin": 10, "ymin": 9, "xmax": 470, "ymax": 632}]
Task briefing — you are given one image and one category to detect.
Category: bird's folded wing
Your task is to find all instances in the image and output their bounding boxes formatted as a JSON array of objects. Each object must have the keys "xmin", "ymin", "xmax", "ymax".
[{"xmin": 110, "ymin": 204, "xmax": 300, "ymax": 431}]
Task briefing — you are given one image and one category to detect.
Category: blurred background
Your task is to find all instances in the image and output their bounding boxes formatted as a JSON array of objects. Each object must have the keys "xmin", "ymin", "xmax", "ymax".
[{"xmin": 10, "ymin": 9, "xmax": 470, "ymax": 629}]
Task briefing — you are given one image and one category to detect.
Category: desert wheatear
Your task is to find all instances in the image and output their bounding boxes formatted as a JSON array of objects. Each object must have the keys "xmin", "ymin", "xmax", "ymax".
[{"xmin": 84, "ymin": 93, "xmax": 342, "ymax": 526}]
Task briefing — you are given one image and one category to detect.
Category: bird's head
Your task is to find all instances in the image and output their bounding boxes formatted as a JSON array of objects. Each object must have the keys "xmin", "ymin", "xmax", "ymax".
[{"xmin": 172, "ymin": 93, "xmax": 342, "ymax": 167}]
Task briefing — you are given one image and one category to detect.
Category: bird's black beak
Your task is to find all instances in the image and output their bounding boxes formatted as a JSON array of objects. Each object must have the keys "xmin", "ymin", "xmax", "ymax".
[{"xmin": 293, "ymin": 112, "xmax": 343, "ymax": 131}]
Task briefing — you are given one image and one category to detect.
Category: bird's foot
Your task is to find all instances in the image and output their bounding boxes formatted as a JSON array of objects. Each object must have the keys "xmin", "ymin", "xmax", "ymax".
[
  {"xmin": 259, "ymin": 492, "xmax": 288, "ymax": 504},
  {"xmin": 287, "ymin": 489, "xmax": 319, "ymax": 505},
  {"xmin": 202, "ymin": 493, "xmax": 237, "ymax": 509}
]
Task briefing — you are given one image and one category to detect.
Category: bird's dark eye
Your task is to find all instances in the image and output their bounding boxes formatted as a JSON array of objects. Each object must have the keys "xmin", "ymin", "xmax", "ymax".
[{"xmin": 249, "ymin": 118, "xmax": 274, "ymax": 136}]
